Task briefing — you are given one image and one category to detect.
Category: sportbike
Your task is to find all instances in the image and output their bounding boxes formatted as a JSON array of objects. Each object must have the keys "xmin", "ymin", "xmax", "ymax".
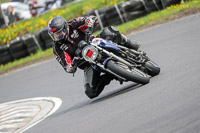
[{"xmin": 73, "ymin": 32, "xmax": 160, "ymax": 85}]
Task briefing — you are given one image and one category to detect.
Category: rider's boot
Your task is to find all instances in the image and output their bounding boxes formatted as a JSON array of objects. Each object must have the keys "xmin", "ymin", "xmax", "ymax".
[
  {"xmin": 98, "ymin": 26, "xmax": 141, "ymax": 51},
  {"xmin": 120, "ymin": 34, "xmax": 141, "ymax": 51}
]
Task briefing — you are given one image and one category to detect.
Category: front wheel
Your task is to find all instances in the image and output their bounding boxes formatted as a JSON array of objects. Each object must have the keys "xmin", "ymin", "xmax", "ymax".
[
  {"xmin": 144, "ymin": 60, "xmax": 160, "ymax": 76},
  {"xmin": 106, "ymin": 60, "xmax": 150, "ymax": 84}
]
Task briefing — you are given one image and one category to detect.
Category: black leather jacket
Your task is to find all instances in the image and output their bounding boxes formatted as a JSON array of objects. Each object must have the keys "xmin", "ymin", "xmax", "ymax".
[{"xmin": 52, "ymin": 16, "xmax": 97, "ymax": 73}]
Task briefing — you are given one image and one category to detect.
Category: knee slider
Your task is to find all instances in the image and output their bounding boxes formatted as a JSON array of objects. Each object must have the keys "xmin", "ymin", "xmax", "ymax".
[{"xmin": 84, "ymin": 84, "xmax": 98, "ymax": 99}]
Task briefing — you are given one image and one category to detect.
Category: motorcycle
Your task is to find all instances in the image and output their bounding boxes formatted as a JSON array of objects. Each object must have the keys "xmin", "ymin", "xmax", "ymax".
[{"xmin": 73, "ymin": 32, "xmax": 160, "ymax": 85}]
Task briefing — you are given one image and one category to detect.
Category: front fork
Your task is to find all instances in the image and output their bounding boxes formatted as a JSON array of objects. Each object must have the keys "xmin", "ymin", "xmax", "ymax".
[
  {"xmin": 95, "ymin": 45, "xmax": 135, "ymax": 68},
  {"xmin": 89, "ymin": 44, "xmax": 148, "ymax": 80},
  {"xmin": 88, "ymin": 46, "xmax": 132, "ymax": 81}
]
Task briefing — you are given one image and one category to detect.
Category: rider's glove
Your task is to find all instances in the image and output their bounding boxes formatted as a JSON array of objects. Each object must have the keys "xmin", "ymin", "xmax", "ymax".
[
  {"xmin": 85, "ymin": 17, "xmax": 97, "ymax": 28},
  {"xmin": 79, "ymin": 16, "xmax": 98, "ymax": 33},
  {"xmin": 65, "ymin": 58, "xmax": 79, "ymax": 73},
  {"xmin": 84, "ymin": 18, "xmax": 95, "ymax": 33},
  {"xmin": 65, "ymin": 64, "xmax": 76, "ymax": 73}
]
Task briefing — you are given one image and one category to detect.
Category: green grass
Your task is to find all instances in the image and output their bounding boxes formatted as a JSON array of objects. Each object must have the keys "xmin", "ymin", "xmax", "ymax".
[
  {"xmin": 0, "ymin": 0, "xmax": 200, "ymax": 73},
  {"xmin": 93, "ymin": 1, "xmax": 200, "ymax": 35},
  {"xmin": 0, "ymin": 49, "xmax": 53, "ymax": 72},
  {"xmin": 116, "ymin": 1, "xmax": 200, "ymax": 34},
  {"xmin": 0, "ymin": 0, "xmax": 10, "ymax": 3},
  {"xmin": 0, "ymin": 0, "xmax": 127, "ymax": 45}
]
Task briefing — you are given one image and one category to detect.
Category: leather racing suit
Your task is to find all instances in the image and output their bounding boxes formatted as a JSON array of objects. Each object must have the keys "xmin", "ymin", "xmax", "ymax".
[
  {"xmin": 53, "ymin": 16, "xmax": 110, "ymax": 99},
  {"xmin": 53, "ymin": 15, "xmax": 140, "ymax": 99}
]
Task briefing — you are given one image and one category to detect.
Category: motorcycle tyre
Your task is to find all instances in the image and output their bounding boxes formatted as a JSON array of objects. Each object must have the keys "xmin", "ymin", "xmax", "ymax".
[
  {"xmin": 106, "ymin": 60, "xmax": 150, "ymax": 84},
  {"xmin": 144, "ymin": 60, "xmax": 160, "ymax": 76}
]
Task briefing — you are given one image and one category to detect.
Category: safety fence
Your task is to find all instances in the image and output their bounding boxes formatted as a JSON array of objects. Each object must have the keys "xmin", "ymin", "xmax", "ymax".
[{"xmin": 0, "ymin": 0, "xmax": 188, "ymax": 65}]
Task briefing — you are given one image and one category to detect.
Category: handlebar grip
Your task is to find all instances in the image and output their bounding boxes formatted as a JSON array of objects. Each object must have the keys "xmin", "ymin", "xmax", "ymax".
[
  {"xmin": 75, "ymin": 48, "xmax": 82, "ymax": 57},
  {"xmin": 78, "ymin": 40, "xmax": 87, "ymax": 49}
]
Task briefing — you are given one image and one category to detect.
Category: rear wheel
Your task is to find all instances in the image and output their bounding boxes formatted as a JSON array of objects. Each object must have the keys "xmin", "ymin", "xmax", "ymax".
[{"xmin": 106, "ymin": 60, "xmax": 150, "ymax": 84}]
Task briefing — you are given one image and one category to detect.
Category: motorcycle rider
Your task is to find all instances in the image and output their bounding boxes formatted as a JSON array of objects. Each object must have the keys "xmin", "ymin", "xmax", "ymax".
[{"xmin": 48, "ymin": 15, "xmax": 141, "ymax": 99}]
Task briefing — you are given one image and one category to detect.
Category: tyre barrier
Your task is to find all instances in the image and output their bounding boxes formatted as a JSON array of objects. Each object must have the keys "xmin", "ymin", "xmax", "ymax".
[
  {"xmin": 123, "ymin": 10, "xmax": 147, "ymax": 22},
  {"xmin": 0, "ymin": 44, "xmax": 14, "ymax": 64},
  {"xmin": 94, "ymin": 13, "xmax": 109, "ymax": 30},
  {"xmin": 0, "ymin": 0, "xmax": 189, "ymax": 65},
  {"xmin": 85, "ymin": 8, "xmax": 96, "ymax": 16},
  {"xmin": 34, "ymin": 31, "xmax": 46, "ymax": 50},
  {"xmin": 87, "ymin": 0, "xmax": 187, "ymax": 30},
  {"xmin": 161, "ymin": 0, "xmax": 181, "ymax": 8},
  {"xmin": 0, "ymin": 28, "xmax": 54, "ymax": 65},
  {"xmin": 144, "ymin": 0, "xmax": 163, "ymax": 12},
  {"xmin": 38, "ymin": 28, "xmax": 54, "ymax": 49},
  {"xmin": 93, "ymin": 7, "xmax": 110, "ymax": 29},
  {"xmin": 105, "ymin": 6, "xmax": 123, "ymax": 26},
  {"xmin": 21, "ymin": 34, "xmax": 38, "ymax": 54},
  {"xmin": 121, "ymin": 1, "xmax": 144, "ymax": 13},
  {"xmin": 9, "ymin": 37, "xmax": 28, "ymax": 60}
]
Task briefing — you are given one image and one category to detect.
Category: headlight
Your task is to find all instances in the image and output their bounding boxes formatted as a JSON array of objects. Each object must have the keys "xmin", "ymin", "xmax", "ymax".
[{"xmin": 82, "ymin": 45, "xmax": 98, "ymax": 62}]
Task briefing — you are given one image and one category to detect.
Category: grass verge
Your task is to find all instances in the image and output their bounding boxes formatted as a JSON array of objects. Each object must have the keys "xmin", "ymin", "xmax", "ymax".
[
  {"xmin": 0, "ymin": 49, "xmax": 53, "ymax": 74},
  {"xmin": 116, "ymin": 0, "xmax": 200, "ymax": 34},
  {"xmin": 0, "ymin": 0, "xmax": 200, "ymax": 75},
  {"xmin": 0, "ymin": 0, "xmax": 126, "ymax": 45},
  {"xmin": 0, "ymin": 0, "xmax": 10, "ymax": 3}
]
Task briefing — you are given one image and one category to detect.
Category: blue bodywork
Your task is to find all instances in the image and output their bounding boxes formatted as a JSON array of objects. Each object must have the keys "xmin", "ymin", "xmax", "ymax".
[
  {"xmin": 99, "ymin": 39, "xmax": 120, "ymax": 51},
  {"xmin": 91, "ymin": 38, "xmax": 120, "ymax": 72}
]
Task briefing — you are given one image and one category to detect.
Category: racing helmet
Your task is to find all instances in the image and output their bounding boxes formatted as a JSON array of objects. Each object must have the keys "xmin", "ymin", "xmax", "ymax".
[{"xmin": 48, "ymin": 16, "xmax": 69, "ymax": 41}]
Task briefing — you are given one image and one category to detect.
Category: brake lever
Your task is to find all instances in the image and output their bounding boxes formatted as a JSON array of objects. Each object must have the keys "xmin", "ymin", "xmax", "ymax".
[{"xmin": 72, "ymin": 64, "xmax": 77, "ymax": 77}]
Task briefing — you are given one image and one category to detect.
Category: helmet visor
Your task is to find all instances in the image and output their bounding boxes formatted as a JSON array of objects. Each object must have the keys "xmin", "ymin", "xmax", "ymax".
[
  {"xmin": 53, "ymin": 29, "xmax": 65, "ymax": 41},
  {"xmin": 49, "ymin": 23, "xmax": 69, "ymax": 41}
]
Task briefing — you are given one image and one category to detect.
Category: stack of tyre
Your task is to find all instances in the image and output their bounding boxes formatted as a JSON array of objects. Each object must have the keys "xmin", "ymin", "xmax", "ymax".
[
  {"xmin": 0, "ymin": 44, "xmax": 14, "ymax": 65},
  {"xmin": 0, "ymin": 0, "xmax": 188, "ymax": 65},
  {"xmin": 85, "ymin": 2, "xmax": 126, "ymax": 29},
  {"xmin": 85, "ymin": 7, "xmax": 109, "ymax": 30},
  {"xmin": 0, "ymin": 28, "xmax": 54, "ymax": 65},
  {"xmin": 162, "ymin": 0, "xmax": 184, "ymax": 7},
  {"xmin": 86, "ymin": 0, "xmax": 187, "ymax": 31}
]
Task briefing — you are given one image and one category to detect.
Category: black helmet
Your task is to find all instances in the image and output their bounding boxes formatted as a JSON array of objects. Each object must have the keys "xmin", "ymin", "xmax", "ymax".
[{"xmin": 48, "ymin": 16, "xmax": 69, "ymax": 41}]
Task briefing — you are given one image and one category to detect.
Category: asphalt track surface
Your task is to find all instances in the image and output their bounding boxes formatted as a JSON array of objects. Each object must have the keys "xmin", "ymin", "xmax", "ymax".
[{"xmin": 0, "ymin": 13, "xmax": 200, "ymax": 133}]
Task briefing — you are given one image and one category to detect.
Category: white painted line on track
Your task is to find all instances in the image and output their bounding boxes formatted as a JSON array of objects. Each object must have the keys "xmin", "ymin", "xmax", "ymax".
[{"xmin": 0, "ymin": 97, "xmax": 62, "ymax": 133}]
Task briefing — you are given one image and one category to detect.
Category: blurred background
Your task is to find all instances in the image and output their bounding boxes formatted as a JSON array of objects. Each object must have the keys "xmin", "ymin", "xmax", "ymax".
[
  {"xmin": 0, "ymin": 0, "xmax": 197, "ymax": 71},
  {"xmin": 0, "ymin": 0, "xmax": 80, "ymax": 27}
]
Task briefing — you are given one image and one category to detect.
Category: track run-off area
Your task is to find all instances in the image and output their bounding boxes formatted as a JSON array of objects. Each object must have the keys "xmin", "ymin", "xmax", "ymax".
[{"xmin": 0, "ymin": 13, "xmax": 200, "ymax": 133}]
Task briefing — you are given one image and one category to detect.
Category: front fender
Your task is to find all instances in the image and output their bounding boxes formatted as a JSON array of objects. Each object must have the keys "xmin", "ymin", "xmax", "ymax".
[{"xmin": 103, "ymin": 57, "xmax": 114, "ymax": 67}]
